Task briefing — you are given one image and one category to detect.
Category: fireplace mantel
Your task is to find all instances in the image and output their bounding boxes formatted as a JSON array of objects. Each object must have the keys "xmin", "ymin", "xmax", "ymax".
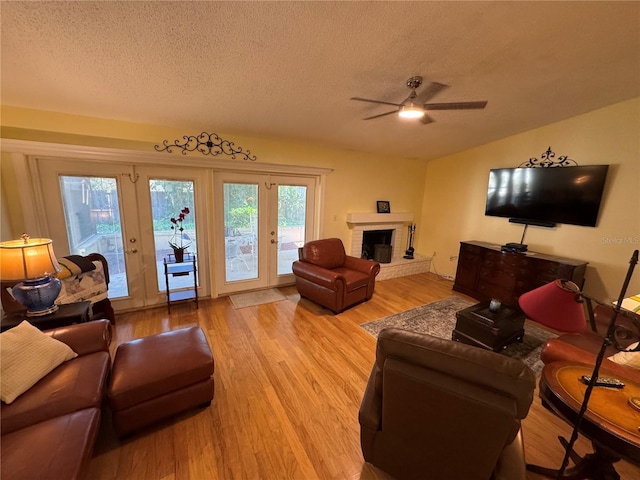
[{"xmin": 346, "ymin": 213, "xmax": 413, "ymax": 224}]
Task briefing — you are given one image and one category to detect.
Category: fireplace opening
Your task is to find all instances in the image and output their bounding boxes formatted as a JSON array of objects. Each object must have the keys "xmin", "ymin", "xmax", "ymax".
[{"xmin": 362, "ymin": 229, "xmax": 393, "ymax": 262}]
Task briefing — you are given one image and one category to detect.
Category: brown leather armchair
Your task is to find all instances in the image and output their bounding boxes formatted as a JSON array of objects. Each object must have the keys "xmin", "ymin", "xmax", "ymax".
[
  {"xmin": 292, "ymin": 238, "xmax": 380, "ymax": 313},
  {"xmin": 359, "ymin": 328, "xmax": 537, "ymax": 480}
]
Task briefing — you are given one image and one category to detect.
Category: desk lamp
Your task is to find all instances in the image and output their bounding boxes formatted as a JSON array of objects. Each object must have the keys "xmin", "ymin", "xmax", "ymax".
[
  {"xmin": 0, "ymin": 234, "xmax": 62, "ymax": 316},
  {"xmin": 518, "ymin": 249, "xmax": 638, "ymax": 479}
]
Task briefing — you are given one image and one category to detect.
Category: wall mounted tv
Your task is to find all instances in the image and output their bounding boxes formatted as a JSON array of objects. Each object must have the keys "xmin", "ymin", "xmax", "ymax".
[{"xmin": 485, "ymin": 165, "xmax": 609, "ymax": 227}]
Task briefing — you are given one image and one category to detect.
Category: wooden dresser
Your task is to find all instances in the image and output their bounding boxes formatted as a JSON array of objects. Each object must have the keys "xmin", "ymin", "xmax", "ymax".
[{"xmin": 453, "ymin": 240, "xmax": 588, "ymax": 307}]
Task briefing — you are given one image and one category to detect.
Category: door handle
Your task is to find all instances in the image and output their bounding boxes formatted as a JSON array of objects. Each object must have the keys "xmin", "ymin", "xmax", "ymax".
[
  {"xmin": 271, "ymin": 239, "xmax": 278, "ymax": 244},
  {"xmin": 127, "ymin": 238, "xmax": 137, "ymax": 253}
]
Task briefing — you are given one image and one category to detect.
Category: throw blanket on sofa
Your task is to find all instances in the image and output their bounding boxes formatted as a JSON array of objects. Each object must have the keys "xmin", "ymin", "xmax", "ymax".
[
  {"xmin": 56, "ymin": 255, "xmax": 96, "ymax": 280},
  {"xmin": 55, "ymin": 260, "xmax": 108, "ymax": 306}
]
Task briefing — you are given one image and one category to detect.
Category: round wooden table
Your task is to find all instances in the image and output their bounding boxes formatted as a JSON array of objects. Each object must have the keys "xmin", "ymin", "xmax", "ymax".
[{"xmin": 529, "ymin": 362, "xmax": 640, "ymax": 479}]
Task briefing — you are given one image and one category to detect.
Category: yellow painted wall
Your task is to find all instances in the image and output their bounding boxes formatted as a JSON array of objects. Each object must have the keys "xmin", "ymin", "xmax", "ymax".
[
  {"xmin": 0, "ymin": 106, "xmax": 427, "ymax": 256},
  {"xmin": 2, "ymin": 99, "xmax": 639, "ymax": 303},
  {"xmin": 0, "ymin": 151, "xmax": 27, "ymax": 240},
  {"xmin": 417, "ymin": 98, "xmax": 640, "ymax": 302}
]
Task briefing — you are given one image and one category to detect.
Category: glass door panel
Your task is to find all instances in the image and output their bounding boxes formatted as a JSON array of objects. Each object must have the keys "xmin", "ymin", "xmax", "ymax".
[
  {"xmin": 223, "ymin": 182, "xmax": 259, "ymax": 282},
  {"xmin": 149, "ymin": 179, "xmax": 198, "ymax": 292},
  {"xmin": 268, "ymin": 175, "xmax": 315, "ymax": 287},
  {"xmin": 214, "ymin": 173, "xmax": 267, "ymax": 295},
  {"xmin": 276, "ymin": 184, "xmax": 307, "ymax": 275},
  {"xmin": 59, "ymin": 176, "xmax": 129, "ymax": 298}
]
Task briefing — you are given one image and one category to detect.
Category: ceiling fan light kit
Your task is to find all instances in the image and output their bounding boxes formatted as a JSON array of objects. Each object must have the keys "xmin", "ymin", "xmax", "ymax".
[
  {"xmin": 399, "ymin": 104, "xmax": 425, "ymax": 119},
  {"xmin": 352, "ymin": 75, "xmax": 487, "ymax": 124}
]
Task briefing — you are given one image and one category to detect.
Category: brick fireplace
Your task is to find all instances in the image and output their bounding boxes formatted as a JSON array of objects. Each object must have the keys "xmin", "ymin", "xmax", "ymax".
[{"xmin": 346, "ymin": 213, "xmax": 431, "ymax": 280}]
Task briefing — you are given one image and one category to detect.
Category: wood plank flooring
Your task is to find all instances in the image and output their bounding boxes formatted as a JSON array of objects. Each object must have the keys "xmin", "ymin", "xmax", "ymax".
[{"xmin": 87, "ymin": 273, "xmax": 640, "ymax": 479}]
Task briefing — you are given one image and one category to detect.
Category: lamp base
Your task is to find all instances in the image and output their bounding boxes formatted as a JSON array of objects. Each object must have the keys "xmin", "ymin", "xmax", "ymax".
[
  {"xmin": 11, "ymin": 275, "xmax": 62, "ymax": 317},
  {"xmin": 25, "ymin": 304, "xmax": 59, "ymax": 317}
]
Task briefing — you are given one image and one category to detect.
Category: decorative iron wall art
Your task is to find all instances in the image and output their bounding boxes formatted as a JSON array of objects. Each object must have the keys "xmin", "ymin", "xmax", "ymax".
[
  {"xmin": 155, "ymin": 132, "xmax": 257, "ymax": 161},
  {"xmin": 519, "ymin": 146, "xmax": 578, "ymax": 168}
]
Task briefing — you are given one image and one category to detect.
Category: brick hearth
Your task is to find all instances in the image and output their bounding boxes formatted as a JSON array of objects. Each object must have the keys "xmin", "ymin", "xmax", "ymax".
[{"xmin": 346, "ymin": 213, "xmax": 431, "ymax": 280}]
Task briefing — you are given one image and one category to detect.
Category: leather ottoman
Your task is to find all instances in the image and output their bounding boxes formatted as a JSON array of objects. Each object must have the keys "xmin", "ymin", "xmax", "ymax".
[{"xmin": 108, "ymin": 326, "xmax": 214, "ymax": 436}]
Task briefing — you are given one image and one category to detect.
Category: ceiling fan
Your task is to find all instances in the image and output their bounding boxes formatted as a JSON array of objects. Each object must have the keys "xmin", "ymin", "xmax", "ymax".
[{"xmin": 351, "ymin": 76, "xmax": 487, "ymax": 124}]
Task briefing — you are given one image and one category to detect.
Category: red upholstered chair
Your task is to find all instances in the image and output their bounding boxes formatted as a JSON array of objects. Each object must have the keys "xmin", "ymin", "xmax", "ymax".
[
  {"xmin": 292, "ymin": 238, "xmax": 380, "ymax": 313},
  {"xmin": 539, "ymin": 304, "xmax": 640, "ymax": 383},
  {"xmin": 519, "ymin": 281, "xmax": 640, "ymax": 382}
]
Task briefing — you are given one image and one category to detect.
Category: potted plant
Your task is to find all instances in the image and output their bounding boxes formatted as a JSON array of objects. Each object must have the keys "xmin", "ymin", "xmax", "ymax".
[{"xmin": 169, "ymin": 207, "xmax": 191, "ymax": 262}]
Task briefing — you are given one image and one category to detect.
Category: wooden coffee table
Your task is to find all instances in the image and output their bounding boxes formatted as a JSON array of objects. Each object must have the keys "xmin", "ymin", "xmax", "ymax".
[
  {"xmin": 452, "ymin": 300, "xmax": 525, "ymax": 352},
  {"xmin": 530, "ymin": 362, "xmax": 640, "ymax": 479}
]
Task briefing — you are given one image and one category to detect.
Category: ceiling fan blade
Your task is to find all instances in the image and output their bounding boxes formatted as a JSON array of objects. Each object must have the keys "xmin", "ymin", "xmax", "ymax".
[
  {"xmin": 363, "ymin": 110, "xmax": 398, "ymax": 120},
  {"xmin": 420, "ymin": 114, "xmax": 435, "ymax": 125},
  {"xmin": 416, "ymin": 82, "xmax": 448, "ymax": 103},
  {"xmin": 424, "ymin": 101, "xmax": 488, "ymax": 110},
  {"xmin": 351, "ymin": 97, "xmax": 403, "ymax": 108}
]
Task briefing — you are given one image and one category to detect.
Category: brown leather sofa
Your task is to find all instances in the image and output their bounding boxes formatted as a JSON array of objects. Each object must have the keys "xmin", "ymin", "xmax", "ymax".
[
  {"xmin": 359, "ymin": 328, "xmax": 536, "ymax": 480},
  {"xmin": 292, "ymin": 238, "xmax": 380, "ymax": 313},
  {"xmin": 540, "ymin": 304, "xmax": 640, "ymax": 383},
  {"xmin": 1, "ymin": 320, "xmax": 112, "ymax": 480}
]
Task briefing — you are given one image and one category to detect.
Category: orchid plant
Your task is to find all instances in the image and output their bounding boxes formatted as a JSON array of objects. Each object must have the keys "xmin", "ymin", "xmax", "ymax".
[{"xmin": 169, "ymin": 207, "xmax": 191, "ymax": 251}]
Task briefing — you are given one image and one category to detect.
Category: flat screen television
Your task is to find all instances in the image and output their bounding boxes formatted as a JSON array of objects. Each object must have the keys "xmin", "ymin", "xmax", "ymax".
[{"xmin": 484, "ymin": 165, "xmax": 609, "ymax": 227}]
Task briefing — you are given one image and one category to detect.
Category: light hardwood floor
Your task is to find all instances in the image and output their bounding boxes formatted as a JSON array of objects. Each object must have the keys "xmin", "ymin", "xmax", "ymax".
[{"xmin": 87, "ymin": 273, "xmax": 640, "ymax": 479}]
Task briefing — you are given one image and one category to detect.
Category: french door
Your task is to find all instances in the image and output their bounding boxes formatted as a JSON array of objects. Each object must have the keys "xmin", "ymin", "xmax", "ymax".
[
  {"xmin": 35, "ymin": 158, "xmax": 208, "ymax": 311},
  {"xmin": 214, "ymin": 172, "xmax": 316, "ymax": 295}
]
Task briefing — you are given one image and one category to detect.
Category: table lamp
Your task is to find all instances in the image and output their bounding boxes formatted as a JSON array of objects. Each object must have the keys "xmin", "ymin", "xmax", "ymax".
[
  {"xmin": 518, "ymin": 249, "xmax": 638, "ymax": 478},
  {"xmin": 0, "ymin": 234, "xmax": 62, "ymax": 316},
  {"xmin": 519, "ymin": 279, "xmax": 588, "ymax": 334}
]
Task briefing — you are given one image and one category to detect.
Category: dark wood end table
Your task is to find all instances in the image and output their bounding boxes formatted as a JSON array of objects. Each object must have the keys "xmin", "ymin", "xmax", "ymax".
[
  {"xmin": 1, "ymin": 301, "xmax": 91, "ymax": 332},
  {"xmin": 529, "ymin": 361, "xmax": 640, "ymax": 479},
  {"xmin": 452, "ymin": 300, "xmax": 525, "ymax": 352}
]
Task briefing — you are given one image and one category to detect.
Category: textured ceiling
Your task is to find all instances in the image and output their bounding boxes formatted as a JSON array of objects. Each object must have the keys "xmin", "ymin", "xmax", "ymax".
[{"xmin": 1, "ymin": 1, "xmax": 639, "ymax": 160}]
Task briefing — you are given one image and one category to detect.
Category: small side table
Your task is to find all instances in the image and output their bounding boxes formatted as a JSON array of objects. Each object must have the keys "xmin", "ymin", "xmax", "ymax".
[
  {"xmin": 1, "ymin": 301, "xmax": 91, "ymax": 332},
  {"xmin": 452, "ymin": 300, "xmax": 525, "ymax": 352},
  {"xmin": 164, "ymin": 254, "xmax": 198, "ymax": 313},
  {"xmin": 529, "ymin": 362, "xmax": 640, "ymax": 478}
]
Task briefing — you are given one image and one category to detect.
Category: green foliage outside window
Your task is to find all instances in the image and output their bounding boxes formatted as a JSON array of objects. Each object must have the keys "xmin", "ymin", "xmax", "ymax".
[
  {"xmin": 227, "ymin": 206, "xmax": 257, "ymax": 228},
  {"xmin": 149, "ymin": 180, "xmax": 195, "ymax": 231},
  {"xmin": 278, "ymin": 185, "xmax": 306, "ymax": 226},
  {"xmin": 96, "ymin": 223, "xmax": 122, "ymax": 234}
]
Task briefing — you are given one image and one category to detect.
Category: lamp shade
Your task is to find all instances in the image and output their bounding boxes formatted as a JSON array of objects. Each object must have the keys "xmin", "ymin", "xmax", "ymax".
[
  {"xmin": 0, "ymin": 237, "xmax": 61, "ymax": 280},
  {"xmin": 518, "ymin": 280, "xmax": 586, "ymax": 333}
]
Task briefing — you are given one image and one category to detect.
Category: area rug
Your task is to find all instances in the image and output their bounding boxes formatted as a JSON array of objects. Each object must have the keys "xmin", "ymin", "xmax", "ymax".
[
  {"xmin": 360, "ymin": 296, "xmax": 556, "ymax": 375},
  {"xmin": 229, "ymin": 289, "xmax": 286, "ymax": 309}
]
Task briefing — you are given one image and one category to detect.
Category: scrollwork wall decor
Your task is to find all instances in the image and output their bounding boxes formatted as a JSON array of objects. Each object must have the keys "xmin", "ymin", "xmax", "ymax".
[
  {"xmin": 154, "ymin": 132, "xmax": 257, "ymax": 161},
  {"xmin": 519, "ymin": 146, "xmax": 578, "ymax": 168}
]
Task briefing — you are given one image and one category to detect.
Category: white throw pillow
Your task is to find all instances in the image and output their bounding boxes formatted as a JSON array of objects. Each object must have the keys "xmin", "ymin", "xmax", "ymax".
[
  {"xmin": 0, "ymin": 321, "xmax": 77, "ymax": 404},
  {"xmin": 608, "ymin": 342, "xmax": 640, "ymax": 370}
]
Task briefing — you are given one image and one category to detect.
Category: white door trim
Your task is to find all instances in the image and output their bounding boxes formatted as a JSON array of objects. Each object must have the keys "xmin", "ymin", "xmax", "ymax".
[{"xmin": 1, "ymin": 139, "xmax": 333, "ymax": 176}]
